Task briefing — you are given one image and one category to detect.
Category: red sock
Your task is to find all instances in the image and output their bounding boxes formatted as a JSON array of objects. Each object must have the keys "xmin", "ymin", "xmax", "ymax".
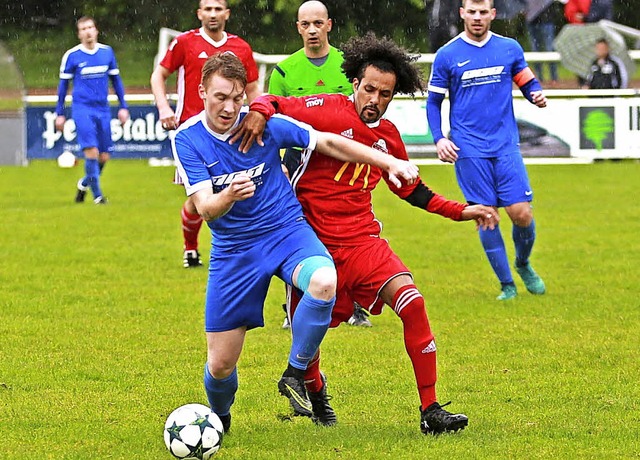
[
  {"xmin": 393, "ymin": 284, "xmax": 437, "ymax": 410},
  {"xmin": 304, "ymin": 351, "xmax": 323, "ymax": 393},
  {"xmin": 181, "ymin": 203, "xmax": 203, "ymax": 251}
]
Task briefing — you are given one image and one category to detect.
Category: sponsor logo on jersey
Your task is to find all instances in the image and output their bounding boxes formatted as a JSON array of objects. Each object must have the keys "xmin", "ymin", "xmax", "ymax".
[
  {"xmin": 305, "ymin": 96, "xmax": 324, "ymax": 108},
  {"xmin": 421, "ymin": 340, "xmax": 437, "ymax": 354},
  {"xmin": 210, "ymin": 163, "xmax": 266, "ymax": 190},
  {"xmin": 80, "ymin": 65, "xmax": 109, "ymax": 76},
  {"xmin": 372, "ymin": 139, "xmax": 388, "ymax": 153},
  {"xmin": 460, "ymin": 66, "xmax": 504, "ymax": 88},
  {"xmin": 457, "ymin": 59, "xmax": 471, "ymax": 67},
  {"xmin": 340, "ymin": 128, "xmax": 354, "ymax": 139}
]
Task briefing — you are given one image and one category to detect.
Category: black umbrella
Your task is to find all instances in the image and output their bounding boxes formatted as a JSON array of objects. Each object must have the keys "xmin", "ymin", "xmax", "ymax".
[
  {"xmin": 525, "ymin": 0, "xmax": 555, "ymax": 23},
  {"xmin": 494, "ymin": 0, "xmax": 527, "ymax": 20}
]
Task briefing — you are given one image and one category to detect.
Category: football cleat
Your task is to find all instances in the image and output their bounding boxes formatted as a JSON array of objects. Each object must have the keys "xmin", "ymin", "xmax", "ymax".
[
  {"xmin": 281, "ymin": 303, "xmax": 291, "ymax": 329},
  {"xmin": 497, "ymin": 284, "xmax": 517, "ymax": 301},
  {"xmin": 420, "ymin": 401, "xmax": 468, "ymax": 435},
  {"xmin": 183, "ymin": 250, "xmax": 203, "ymax": 268},
  {"xmin": 93, "ymin": 196, "xmax": 108, "ymax": 205},
  {"xmin": 308, "ymin": 372, "xmax": 337, "ymax": 426},
  {"xmin": 278, "ymin": 374, "xmax": 313, "ymax": 417},
  {"xmin": 515, "ymin": 262, "xmax": 546, "ymax": 295},
  {"xmin": 347, "ymin": 302, "xmax": 372, "ymax": 327},
  {"xmin": 218, "ymin": 413, "xmax": 231, "ymax": 433},
  {"xmin": 75, "ymin": 179, "xmax": 88, "ymax": 203}
]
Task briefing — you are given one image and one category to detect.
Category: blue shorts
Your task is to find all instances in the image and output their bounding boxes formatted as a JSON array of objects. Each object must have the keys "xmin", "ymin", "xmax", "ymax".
[
  {"xmin": 72, "ymin": 105, "xmax": 113, "ymax": 154},
  {"xmin": 454, "ymin": 153, "xmax": 533, "ymax": 207},
  {"xmin": 205, "ymin": 218, "xmax": 332, "ymax": 332}
]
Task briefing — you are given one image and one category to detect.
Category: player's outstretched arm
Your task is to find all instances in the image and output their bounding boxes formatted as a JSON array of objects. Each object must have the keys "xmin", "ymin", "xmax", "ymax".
[
  {"xmin": 228, "ymin": 111, "xmax": 266, "ymax": 152},
  {"xmin": 315, "ymin": 132, "xmax": 419, "ymax": 187},
  {"xmin": 190, "ymin": 174, "xmax": 256, "ymax": 222},
  {"xmin": 460, "ymin": 204, "xmax": 500, "ymax": 230}
]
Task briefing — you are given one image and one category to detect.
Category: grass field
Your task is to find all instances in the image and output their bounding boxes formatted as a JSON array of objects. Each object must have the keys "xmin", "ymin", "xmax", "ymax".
[{"xmin": 1, "ymin": 160, "xmax": 639, "ymax": 459}]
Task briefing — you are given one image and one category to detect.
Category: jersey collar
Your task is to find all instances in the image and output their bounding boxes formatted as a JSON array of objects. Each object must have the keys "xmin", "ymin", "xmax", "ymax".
[
  {"xmin": 199, "ymin": 29, "xmax": 228, "ymax": 48},
  {"xmin": 460, "ymin": 31, "xmax": 493, "ymax": 48},
  {"xmin": 200, "ymin": 106, "xmax": 249, "ymax": 141}
]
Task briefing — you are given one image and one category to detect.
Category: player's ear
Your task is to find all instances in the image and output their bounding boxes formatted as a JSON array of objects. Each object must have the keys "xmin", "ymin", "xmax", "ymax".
[
  {"xmin": 199, "ymin": 84, "xmax": 206, "ymax": 100},
  {"xmin": 326, "ymin": 18, "xmax": 333, "ymax": 32}
]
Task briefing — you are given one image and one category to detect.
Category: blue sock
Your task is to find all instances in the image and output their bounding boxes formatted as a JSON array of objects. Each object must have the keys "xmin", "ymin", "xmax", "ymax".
[
  {"xmin": 289, "ymin": 292, "xmax": 334, "ymax": 370},
  {"xmin": 479, "ymin": 225, "xmax": 513, "ymax": 285},
  {"xmin": 513, "ymin": 220, "xmax": 536, "ymax": 267},
  {"xmin": 203, "ymin": 364, "xmax": 237, "ymax": 417},
  {"xmin": 85, "ymin": 158, "xmax": 102, "ymax": 199}
]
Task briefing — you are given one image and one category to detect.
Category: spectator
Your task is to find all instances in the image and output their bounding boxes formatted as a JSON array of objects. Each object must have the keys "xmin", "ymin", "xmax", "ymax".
[
  {"xmin": 427, "ymin": 0, "xmax": 460, "ymax": 53},
  {"xmin": 526, "ymin": 0, "xmax": 561, "ymax": 86},
  {"xmin": 584, "ymin": 38, "xmax": 627, "ymax": 88},
  {"xmin": 585, "ymin": 0, "xmax": 613, "ymax": 22},
  {"xmin": 562, "ymin": 0, "xmax": 591, "ymax": 24}
]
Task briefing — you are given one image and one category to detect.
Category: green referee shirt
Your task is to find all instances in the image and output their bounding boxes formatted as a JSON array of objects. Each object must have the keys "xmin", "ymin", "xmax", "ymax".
[{"xmin": 268, "ymin": 46, "xmax": 353, "ymax": 97}]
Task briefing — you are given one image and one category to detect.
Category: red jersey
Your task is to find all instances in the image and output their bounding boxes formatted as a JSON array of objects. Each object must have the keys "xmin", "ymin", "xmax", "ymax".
[
  {"xmin": 159, "ymin": 29, "xmax": 259, "ymax": 123},
  {"xmin": 260, "ymin": 93, "xmax": 421, "ymax": 246}
]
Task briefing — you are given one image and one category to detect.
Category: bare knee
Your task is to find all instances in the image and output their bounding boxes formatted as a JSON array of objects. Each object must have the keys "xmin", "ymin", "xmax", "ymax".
[
  {"xmin": 306, "ymin": 266, "xmax": 337, "ymax": 301},
  {"xmin": 207, "ymin": 359, "xmax": 236, "ymax": 380},
  {"xmin": 506, "ymin": 203, "xmax": 533, "ymax": 227}
]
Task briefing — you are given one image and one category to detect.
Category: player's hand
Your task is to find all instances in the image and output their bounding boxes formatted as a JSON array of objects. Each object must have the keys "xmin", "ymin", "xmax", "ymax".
[
  {"xmin": 228, "ymin": 111, "xmax": 266, "ymax": 153},
  {"xmin": 531, "ymin": 91, "xmax": 547, "ymax": 108},
  {"xmin": 225, "ymin": 173, "xmax": 256, "ymax": 202},
  {"xmin": 118, "ymin": 108, "xmax": 130, "ymax": 125},
  {"xmin": 386, "ymin": 158, "xmax": 419, "ymax": 188},
  {"xmin": 55, "ymin": 115, "xmax": 66, "ymax": 132},
  {"xmin": 436, "ymin": 138, "xmax": 459, "ymax": 163},
  {"xmin": 461, "ymin": 204, "xmax": 500, "ymax": 230},
  {"xmin": 159, "ymin": 107, "xmax": 178, "ymax": 131}
]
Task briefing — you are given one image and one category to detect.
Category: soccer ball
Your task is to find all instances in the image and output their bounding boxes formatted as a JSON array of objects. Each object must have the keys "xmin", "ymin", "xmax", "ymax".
[
  {"xmin": 164, "ymin": 404, "xmax": 224, "ymax": 459},
  {"xmin": 57, "ymin": 150, "xmax": 77, "ymax": 168}
]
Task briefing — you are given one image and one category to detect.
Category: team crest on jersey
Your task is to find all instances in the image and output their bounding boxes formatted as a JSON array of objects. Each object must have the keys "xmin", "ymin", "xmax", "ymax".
[
  {"xmin": 210, "ymin": 163, "xmax": 266, "ymax": 192},
  {"xmin": 305, "ymin": 96, "xmax": 324, "ymax": 108},
  {"xmin": 372, "ymin": 139, "xmax": 388, "ymax": 153}
]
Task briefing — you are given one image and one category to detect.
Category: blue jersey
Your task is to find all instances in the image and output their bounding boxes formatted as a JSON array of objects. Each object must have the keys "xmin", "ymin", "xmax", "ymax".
[
  {"xmin": 58, "ymin": 43, "xmax": 121, "ymax": 109},
  {"xmin": 173, "ymin": 108, "xmax": 318, "ymax": 251},
  {"xmin": 428, "ymin": 32, "xmax": 528, "ymax": 158}
]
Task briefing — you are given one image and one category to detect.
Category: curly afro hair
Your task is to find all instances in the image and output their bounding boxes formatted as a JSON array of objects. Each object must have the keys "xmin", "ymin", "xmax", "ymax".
[{"xmin": 340, "ymin": 32, "xmax": 425, "ymax": 97}]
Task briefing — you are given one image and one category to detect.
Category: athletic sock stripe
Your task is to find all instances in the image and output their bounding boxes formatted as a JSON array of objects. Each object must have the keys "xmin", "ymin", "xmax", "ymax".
[{"xmin": 394, "ymin": 288, "xmax": 422, "ymax": 314}]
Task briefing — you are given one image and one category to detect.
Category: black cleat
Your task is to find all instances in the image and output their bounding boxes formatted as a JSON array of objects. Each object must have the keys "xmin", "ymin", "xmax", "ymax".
[
  {"xmin": 278, "ymin": 374, "xmax": 313, "ymax": 417},
  {"xmin": 183, "ymin": 250, "xmax": 203, "ymax": 268},
  {"xmin": 75, "ymin": 189, "xmax": 86, "ymax": 203},
  {"xmin": 308, "ymin": 372, "xmax": 337, "ymax": 426},
  {"xmin": 218, "ymin": 413, "xmax": 231, "ymax": 433},
  {"xmin": 347, "ymin": 302, "xmax": 372, "ymax": 327},
  {"xmin": 93, "ymin": 196, "xmax": 108, "ymax": 205},
  {"xmin": 75, "ymin": 179, "xmax": 87, "ymax": 203},
  {"xmin": 420, "ymin": 401, "xmax": 468, "ymax": 435}
]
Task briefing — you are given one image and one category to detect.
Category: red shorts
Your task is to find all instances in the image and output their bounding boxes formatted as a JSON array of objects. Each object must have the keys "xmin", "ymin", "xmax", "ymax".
[{"xmin": 288, "ymin": 237, "xmax": 411, "ymax": 327}]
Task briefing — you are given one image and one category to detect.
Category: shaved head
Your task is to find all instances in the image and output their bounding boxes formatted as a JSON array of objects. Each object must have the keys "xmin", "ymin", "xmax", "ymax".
[{"xmin": 298, "ymin": 0, "xmax": 329, "ymax": 19}]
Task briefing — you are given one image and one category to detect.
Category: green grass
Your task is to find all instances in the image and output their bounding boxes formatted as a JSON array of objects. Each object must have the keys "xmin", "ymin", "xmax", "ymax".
[{"xmin": 1, "ymin": 160, "xmax": 639, "ymax": 459}]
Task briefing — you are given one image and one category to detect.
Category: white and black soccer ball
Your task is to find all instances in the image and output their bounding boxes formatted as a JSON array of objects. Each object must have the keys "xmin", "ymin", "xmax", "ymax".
[
  {"xmin": 164, "ymin": 404, "xmax": 224, "ymax": 459},
  {"xmin": 57, "ymin": 150, "xmax": 76, "ymax": 168}
]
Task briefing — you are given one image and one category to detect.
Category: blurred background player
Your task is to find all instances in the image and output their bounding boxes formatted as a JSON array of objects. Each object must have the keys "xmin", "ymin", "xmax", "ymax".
[
  {"xmin": 174, "ymin": 53, "xmax": 419, "ymax": 432},
  {"xmin": 55, "ymin": 16, "xmax": 129, "ymax": 205},
  {"xmin": 150, "ymin": 0, "xmax": 260, "ymax": 268},
  {"xmin": 235, "ymin": 32, "xmax": 500, "ymax": 433},
  {"xmin": 268, "ymin": 0, "xmax": 370, "ymax": 328},
  {"xmin": 427, "ymin": 0, "xmax": 548, "ymax": 300}
]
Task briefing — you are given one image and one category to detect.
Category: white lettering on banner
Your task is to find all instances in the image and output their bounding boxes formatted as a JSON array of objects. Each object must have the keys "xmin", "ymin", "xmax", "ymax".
[{"xmin": 41, "ymin": 110, "xmax": 168, "ymax": 150}]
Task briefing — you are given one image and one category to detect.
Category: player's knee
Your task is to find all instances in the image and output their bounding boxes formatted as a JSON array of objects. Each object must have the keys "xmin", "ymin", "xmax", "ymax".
[
  {"xmin": 307, "ymin": 266, "xmax": 337, "ymax": 301},
  {"xmin": 207, "ymin": 359, "xmax": 235, "ymax": 380},
  {"xmin": 508, "ymin": 203, "xmax": 533, "ymax": 226},
  {"xmin": 295, "ymin": 256, "xmax": 336, "ymax": 301}
]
